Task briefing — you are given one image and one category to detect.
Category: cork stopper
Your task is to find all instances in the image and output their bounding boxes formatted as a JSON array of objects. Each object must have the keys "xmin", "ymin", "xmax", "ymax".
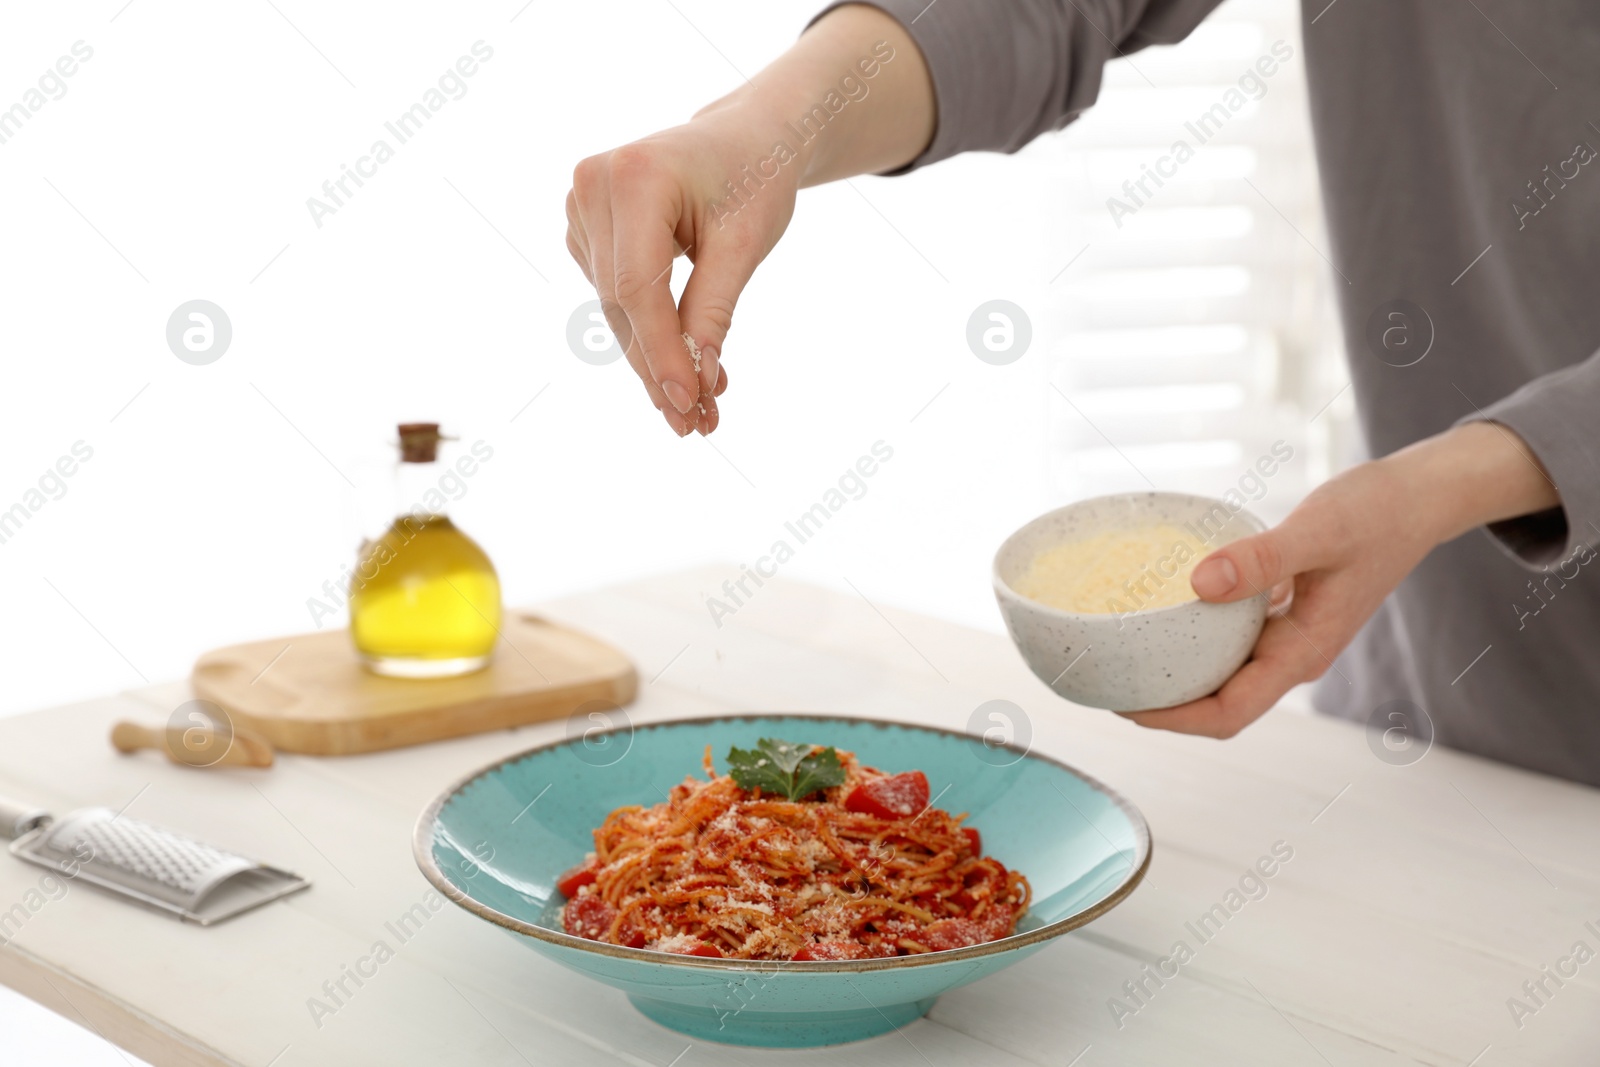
[{"xmin": 397, "ymin": 423, "xmax": 447, "ymax": 463}]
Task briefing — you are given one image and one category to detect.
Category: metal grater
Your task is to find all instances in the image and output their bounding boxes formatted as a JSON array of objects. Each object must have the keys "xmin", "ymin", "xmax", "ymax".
[{"xmin": 1, "ymin": 796, "xmax": 310, "ymax": 925}]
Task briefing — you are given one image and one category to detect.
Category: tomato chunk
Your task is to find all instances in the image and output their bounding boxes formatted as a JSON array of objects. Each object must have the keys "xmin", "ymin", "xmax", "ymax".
[
  {"xmin": 563, "ymin": 894, "xmax": 647, "ymax": 946},
  {"xmin": 792, "ymin": 942, "xmax": 872, "ymax": 961},
  {"xmin": 562, "ymin": 894, "xmax": 615, "ymax": 941},
  {"xmin": 960, "ymin": 826, "xmax": 981, "ymax": 855},
  {"xmin": 979, "ymin": 903, "xmax": 1017, "ymax": 940},
  {"xmin": 664, "ymin": 938, "xmax": 724, "ymax": 958},
  {"xmin": 845, "ymin": 771, "xmax": 930, "ymax": 820},
  {"xmin": 920, "ymin": 918, "xmax": 986, "ymax": 952},
  {"xmin": 555, "ymin": 861, "xmax": 598, "ymax": 897}
]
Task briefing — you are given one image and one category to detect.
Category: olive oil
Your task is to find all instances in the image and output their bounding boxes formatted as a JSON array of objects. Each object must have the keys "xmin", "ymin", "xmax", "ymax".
[{"xmin": 350, "ymin": 424, "xmax": 501, "ymax": 677}]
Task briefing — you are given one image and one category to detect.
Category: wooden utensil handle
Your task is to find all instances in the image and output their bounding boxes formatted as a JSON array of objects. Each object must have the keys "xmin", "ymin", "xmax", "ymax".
[{"xmin": 110, "ymin": 721, "xmax": 274, "ymax": 768}]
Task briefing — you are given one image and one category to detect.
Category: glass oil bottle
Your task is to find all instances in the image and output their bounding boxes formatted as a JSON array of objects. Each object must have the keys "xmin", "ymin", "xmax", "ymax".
[{"xmin": 349, "ymin": 423, "xmax": 501, "ymax": 677}]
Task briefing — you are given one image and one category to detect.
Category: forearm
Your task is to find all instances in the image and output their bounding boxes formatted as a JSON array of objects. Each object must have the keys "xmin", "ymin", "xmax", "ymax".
[
  {"xmin": 693, "ymin": 4, "xmax": 934, "ymax": 186},
  {"xmin": 1383, "ymin": 421, "xmax": 1561, "ymax": 546}
]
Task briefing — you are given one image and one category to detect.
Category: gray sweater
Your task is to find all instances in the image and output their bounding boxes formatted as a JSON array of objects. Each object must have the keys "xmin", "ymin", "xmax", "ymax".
[{"xmin": 823, "ymin": 0, "xmax": 1600, "ymax": 784}]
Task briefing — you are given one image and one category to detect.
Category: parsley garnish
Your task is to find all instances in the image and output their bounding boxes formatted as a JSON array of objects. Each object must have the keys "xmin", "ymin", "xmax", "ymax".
[{"xmin": 726, "ymin": 739, "xmax": 846, "ymax": 801}]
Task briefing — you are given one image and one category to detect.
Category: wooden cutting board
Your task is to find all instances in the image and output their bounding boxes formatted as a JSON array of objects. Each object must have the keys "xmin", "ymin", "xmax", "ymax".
[{"xmin": 189, "ymin": 612, "xmax": 637, "ymax": 756}]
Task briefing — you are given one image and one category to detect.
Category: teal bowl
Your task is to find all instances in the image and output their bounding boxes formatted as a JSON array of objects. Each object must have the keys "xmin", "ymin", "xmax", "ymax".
[{"xmin": 414, "ymin": 714, "xmax": 1151, "ymax": 1047}]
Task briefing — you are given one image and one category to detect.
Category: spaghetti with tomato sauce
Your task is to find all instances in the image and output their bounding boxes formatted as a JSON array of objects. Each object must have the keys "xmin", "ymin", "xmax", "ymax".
[{"xmin": 557, "ymin": 745, "xmax": 1030, "ymax": 960}]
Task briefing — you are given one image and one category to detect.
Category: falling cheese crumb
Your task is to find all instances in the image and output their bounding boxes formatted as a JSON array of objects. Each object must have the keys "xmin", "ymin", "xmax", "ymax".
[
  {"xmin": 682, "ymin": 333, "xmax": 707, "ymax": 424},
  {"xmin": 682, "ymin": 332, "xmax": 703, "ymax": 376}
]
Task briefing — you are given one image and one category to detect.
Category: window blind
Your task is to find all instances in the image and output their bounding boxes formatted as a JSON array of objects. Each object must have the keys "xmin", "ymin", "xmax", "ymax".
[{"xmin": 1040, "ymin": 0, "xmax": 1349, "ymax": 524}]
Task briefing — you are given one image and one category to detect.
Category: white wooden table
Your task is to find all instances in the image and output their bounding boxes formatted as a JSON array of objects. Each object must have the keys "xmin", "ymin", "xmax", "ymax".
[{"xmin": 2, "ymin": 568, "xmax": 1598, "ymax": 1066}]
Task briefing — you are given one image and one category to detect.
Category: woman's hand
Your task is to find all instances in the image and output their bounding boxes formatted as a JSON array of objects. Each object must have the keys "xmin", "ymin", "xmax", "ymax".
[
  {"xmin": 563, "ymin": 4, "xmax": 934, "ymax": 435},
  {"xmin": 1123, "ymin": 422, "xmax": 1560, "ymax": 738},
  {"xmin": 566, "ymin": 104, "xmax": 797, "ymax": 436}
]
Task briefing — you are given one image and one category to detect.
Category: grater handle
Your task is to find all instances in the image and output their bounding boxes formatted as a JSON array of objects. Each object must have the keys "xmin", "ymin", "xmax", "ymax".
[{"xmin": 0, "ymin": 796, "xmax": 52, "ymax": 841}]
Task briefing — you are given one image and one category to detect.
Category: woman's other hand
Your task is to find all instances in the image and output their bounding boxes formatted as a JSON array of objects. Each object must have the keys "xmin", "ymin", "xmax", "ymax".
[{"xmin": 1123, "ymin": 422, "xmax": 1559, "ymax": 737}]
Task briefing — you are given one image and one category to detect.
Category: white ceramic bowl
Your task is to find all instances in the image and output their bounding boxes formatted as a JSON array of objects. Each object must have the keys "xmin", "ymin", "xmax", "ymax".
[{"xmin": 992, "ymin": 492, "xmax": 1270, "ymax": 712}]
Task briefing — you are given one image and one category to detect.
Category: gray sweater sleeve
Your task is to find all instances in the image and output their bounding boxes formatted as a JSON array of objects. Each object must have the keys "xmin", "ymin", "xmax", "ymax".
[
  {"xmin": 811, "ymin": 0, "xmax": 1227, "ymax": 171},
  {"xmin": 1464, "ymin": 350, "xmax": 1600, "ymax": 568}
]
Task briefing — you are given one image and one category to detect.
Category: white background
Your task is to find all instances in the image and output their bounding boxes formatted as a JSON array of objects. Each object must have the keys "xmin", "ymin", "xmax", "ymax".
[{"xmin": 0, "ymin": 0, "xmax": 1339, "ymax": 1060}]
